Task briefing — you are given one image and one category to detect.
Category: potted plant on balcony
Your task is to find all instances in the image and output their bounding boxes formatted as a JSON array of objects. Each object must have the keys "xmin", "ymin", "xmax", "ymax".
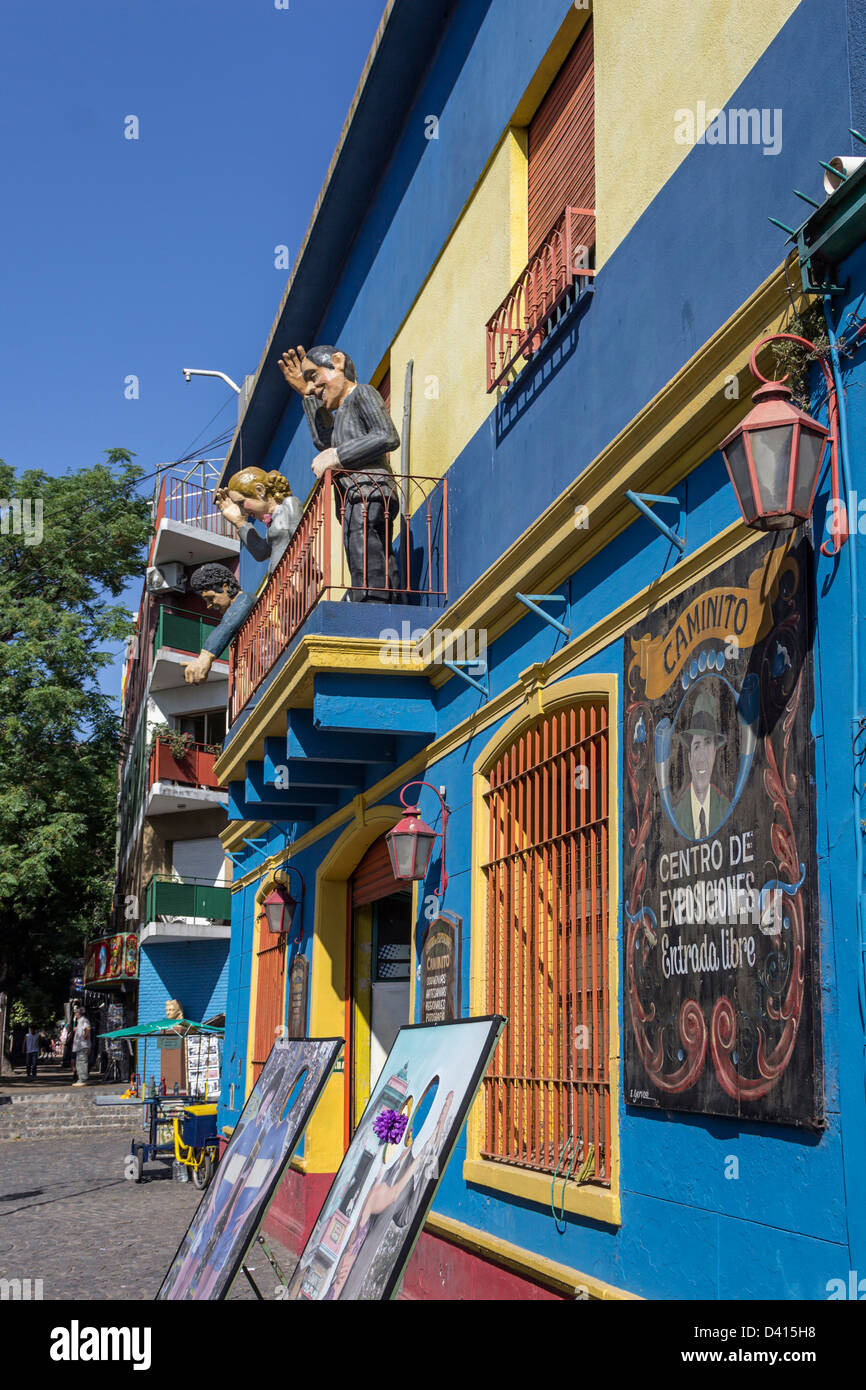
[{"xmin": 149, "ymin": 723, "xmax": 195, "ymax": 761}]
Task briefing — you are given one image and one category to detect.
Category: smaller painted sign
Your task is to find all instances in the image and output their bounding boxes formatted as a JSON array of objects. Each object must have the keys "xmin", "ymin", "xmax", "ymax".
[
  {"xmin": 287, "ymin": 955, "xmax": 309, "ymax": 1039},
  {"xmin": 420, "ymin": 913, "xmax": 461, "ymax": 1024},
  {"xmin": 83, "ymin": 933, "xmax": 139, "ymax": 985}
]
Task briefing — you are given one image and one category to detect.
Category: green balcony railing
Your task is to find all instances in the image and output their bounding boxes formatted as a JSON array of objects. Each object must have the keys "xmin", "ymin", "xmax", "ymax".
[
  {"xmin": 144, "ymin": 875, "xmax": 232, "ymax": 925},
  {"xmin": 153, "ymin": 607, "xmax": 229, "ymax": 662}
]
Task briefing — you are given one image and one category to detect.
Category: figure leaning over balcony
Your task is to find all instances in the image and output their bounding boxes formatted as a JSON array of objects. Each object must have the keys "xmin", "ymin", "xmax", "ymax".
[
  {"xmin": 214, "ymin": 467, "xmax": 303, "ymax": 576},
  {"xmin": 182, "ymin": 563, "xmax": 254, "ymax": 685},
  {"xmin": 278, "ymin": 344, "xmax": 403, "ymax": 602}
]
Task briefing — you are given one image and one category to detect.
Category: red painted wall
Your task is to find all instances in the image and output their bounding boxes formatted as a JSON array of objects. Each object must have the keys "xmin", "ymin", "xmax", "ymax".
[
  {"xmin": 263, "ymin": 1169, "xmax": 565, "ymax": 1300},
  {"xmin": 399, "ymin": 1230, "xmax": 565, "ymax": 1300},
  {"xmin": 263, "ymin": 1166, "xmax": 334, "ymax": 1256}
]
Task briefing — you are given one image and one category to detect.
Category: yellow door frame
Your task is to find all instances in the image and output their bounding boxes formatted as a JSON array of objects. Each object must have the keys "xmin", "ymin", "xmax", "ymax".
[{"xmin": 304, "ymin": 801, "xmax": 406, "ymax": 1175}]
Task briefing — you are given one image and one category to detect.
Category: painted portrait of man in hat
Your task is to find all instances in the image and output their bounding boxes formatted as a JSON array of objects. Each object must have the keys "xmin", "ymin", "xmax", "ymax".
[{"xmin": 672, "ymin": 686, "xmax": 731, "ymax": 839}]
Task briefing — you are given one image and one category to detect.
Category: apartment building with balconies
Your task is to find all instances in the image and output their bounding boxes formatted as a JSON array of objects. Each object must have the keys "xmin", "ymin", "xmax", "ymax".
[{"xmin": 113, "ymin": 470, "xmax": 238, "ymax": 1059}]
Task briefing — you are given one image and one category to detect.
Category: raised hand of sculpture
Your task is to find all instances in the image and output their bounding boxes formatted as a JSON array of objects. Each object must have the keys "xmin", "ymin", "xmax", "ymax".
[
  {"xmin": 214, "ymin": 467, "xmax": 302, "ymax": 576},
  {"xmin": 182, "ymin": 563, "xmax": 254, "ymax": 685},
  {"xmin": 278, "ymin": 344, "xmax": 402, "ymax": 602}
]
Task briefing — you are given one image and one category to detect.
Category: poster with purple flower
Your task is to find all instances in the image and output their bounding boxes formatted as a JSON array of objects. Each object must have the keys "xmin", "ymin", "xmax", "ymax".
[{"xmin": 283, "ymin": 1016, "xmax": 504, "ymax": 1301}]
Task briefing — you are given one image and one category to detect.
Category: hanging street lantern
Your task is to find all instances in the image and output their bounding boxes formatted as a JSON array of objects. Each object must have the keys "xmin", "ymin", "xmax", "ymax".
[
  {"xmin": 719, "ymin": 334, "xmax": 845, "ymax": 553},
  {"xmin": 261, "ymin": 867, "xmax": 305, "ymax": 939},
  {"xmin": 719, "ymin": 381, "xmax": 828, "ymax": 531},
  {"xmin": 386, "ymin": 781, "xmax": 449, "ymax": 899}
]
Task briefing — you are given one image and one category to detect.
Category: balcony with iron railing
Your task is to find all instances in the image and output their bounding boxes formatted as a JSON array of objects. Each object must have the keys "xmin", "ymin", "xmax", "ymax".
[
  {"xmin": 229, "ymin": 468, "xmax": 447, "ymax": 722},
  {"xmin": 149, "ymin": 474, "xmax": 240, "ymax": 569},
  {"xmin": 486, "ymin": 207, "xmax": 595, "ymax": 392},
  {"xmin": 141, "ymin": 874, "xmax": 232, "ymax": 944},
  {"xmin": 121, "ymin": 602, "xmax": 231, "ymax": 748},
  {"xmin": 146, "ymin": 737, "xmax": 228, "ymax": 816}
]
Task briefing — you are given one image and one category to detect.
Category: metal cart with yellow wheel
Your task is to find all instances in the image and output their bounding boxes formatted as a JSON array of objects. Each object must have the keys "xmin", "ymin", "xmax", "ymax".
[{"xmin": 173, "ymin": 1103, "xmax": 220, "ymax": 1189}]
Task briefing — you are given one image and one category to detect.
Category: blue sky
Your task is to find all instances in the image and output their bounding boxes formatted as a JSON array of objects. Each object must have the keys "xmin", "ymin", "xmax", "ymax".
[{"xmin": 0, "ymin": 0, "xmax": 385, "ymax": 698}]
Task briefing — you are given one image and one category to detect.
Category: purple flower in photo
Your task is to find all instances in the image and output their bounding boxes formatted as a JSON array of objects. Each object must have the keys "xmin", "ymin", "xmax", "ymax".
[{"xmin": 373, "ymin": 1108, "xmax": 408, "ymax": 1145}]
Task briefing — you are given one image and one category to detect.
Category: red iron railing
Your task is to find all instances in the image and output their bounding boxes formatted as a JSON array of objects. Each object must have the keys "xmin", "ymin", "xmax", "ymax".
[
  {"xmin": 148, "ymin": 738, "xmax": 226, "ymax": 792},
  {"xmin": 229, "ymin": 469, "xmax": 447, "ymax": 721},
  {"xmin": 481, "ymin": 702, "xmax": 610, "ymax": 1183},
  {"xmin": 152, "ymin": 476, "xmax": 234, "ymax": 538},
  {"xmin": 486, "ymin": 206, "xmax": 595, "ymax": 392}
]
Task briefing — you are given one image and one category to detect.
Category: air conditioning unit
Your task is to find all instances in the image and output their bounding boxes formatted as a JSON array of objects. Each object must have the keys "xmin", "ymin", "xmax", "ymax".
[{"xmin": 146, "ymin": 563, "xmax": 188, "ymax": 594}]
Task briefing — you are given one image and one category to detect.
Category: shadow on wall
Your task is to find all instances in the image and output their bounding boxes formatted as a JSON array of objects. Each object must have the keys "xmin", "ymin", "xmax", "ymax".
[{"xmin": 494, "ymin": 283, "xmax": 595, "ymax": 446}]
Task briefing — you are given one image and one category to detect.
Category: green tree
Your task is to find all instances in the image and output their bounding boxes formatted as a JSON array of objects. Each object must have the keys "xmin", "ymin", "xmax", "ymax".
[{"xmin": 0, "ymin": 451, "xmax": 152, "ymax": 1009}]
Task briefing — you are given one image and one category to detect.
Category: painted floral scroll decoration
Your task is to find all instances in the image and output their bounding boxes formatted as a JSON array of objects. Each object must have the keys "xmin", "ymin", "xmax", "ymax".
[
  {"xmin": 625, "ymin": 701, "xmax": 708, "ymax": 1093},
  {"xmin": 709, "ymin": 611, "xmax": 807, "ymax": 1100}
]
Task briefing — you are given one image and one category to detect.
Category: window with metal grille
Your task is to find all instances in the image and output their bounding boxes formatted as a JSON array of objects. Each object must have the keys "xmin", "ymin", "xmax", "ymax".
[
  {"xmin": 481, "ymin": 701, "xmax": 610, "ymax": 1183},
  {"xmin": 251, "ymin": 911, "xmax": 286, "ymax": 1084}
]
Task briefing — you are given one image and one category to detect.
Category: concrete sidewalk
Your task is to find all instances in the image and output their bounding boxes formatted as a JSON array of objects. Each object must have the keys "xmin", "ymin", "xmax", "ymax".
[{"xmin": 1, "ymin": 1059, "xmax": 125, "ymax": 1094}]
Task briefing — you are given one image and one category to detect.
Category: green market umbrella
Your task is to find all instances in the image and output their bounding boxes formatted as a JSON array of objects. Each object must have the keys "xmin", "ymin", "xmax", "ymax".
[
  {"xmin": 99, "ymin": 1017, "xmax": 224, "ymax": 1099},
  {"xmin": 100, "ymin": 1017, "xmax": 224, "ymax": 1038}
]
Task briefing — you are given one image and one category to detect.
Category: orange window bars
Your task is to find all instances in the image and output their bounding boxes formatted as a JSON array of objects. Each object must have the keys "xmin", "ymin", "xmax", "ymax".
[
  {"xmin": 251, "ymin": 913, "xmax": 286, "ymax": 1084},
  {"xmin": 481, "ymin": 701, "xmax": 610, "ymax": 1183}
]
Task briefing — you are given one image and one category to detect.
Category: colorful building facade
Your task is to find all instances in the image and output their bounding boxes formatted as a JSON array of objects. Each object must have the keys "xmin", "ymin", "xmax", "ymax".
[{"xmin": 213, "ymin": 0, "xmax": 866, "ymax": 1298}]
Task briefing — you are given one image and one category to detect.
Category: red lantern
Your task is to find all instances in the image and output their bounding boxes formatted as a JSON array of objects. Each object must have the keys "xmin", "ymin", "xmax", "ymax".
[
  {"xmin": 385, "ymin": 781, "xmax": 450, "ymax": 898},
  {"xmin": 719, "ymin": 379, "xmax": 828, "ymax": 531},
  {"xmin": 386, "ymin": 807, "xmax": 438, "ymax": 882},
  {"xmin": 263, "ymin": 882, "xmax": 298, "ymax": 935}
]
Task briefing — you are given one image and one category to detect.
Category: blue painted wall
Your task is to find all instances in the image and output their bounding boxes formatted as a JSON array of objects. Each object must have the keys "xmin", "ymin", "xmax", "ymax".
[{"xmin": 139, "ymin": 938, "xmax": 229, "ymax": 1027}]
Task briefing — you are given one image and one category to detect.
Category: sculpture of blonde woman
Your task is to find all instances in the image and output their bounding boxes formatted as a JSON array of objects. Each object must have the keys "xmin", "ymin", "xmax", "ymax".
[{"xmin": 214, "ymin": 467, "xmax": 302, "ymax": 576}]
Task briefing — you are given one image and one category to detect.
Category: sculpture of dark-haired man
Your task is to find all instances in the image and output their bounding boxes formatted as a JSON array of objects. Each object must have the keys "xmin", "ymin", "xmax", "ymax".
[
  {"xmin": 278, "ymin": 344, "xmax": 402, "ymax": 602},
  {"xmin": 182, "ymin": 563, "xmax": 254, "ymax": 685}
]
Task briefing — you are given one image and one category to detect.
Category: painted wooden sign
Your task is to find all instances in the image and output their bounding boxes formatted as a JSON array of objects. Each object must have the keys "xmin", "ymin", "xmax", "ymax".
[
  {"xmin": 287, "ymin": 954, "xmax": 309, "ymax": 1039},
  {"xmin": 83, "ymin": 932, "xmax": 139, "ymax": 984},
  {"xmin": 622, "ymin": 531, "xmax": 823, "ymax": 1127},
  {"xmin": 420, "ymin": 912, "xmax": 462, "ymax": 1024}
]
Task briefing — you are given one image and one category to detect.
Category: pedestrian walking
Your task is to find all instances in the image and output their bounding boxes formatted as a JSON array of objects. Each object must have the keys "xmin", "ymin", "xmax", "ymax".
[
  {"xmin": 71, "ymin": 1005, "xmax": 90, "ymax": 1086},
  {"xmin": 24, "ymin": 1024, "xmax": 39, "ymax": 1079}
]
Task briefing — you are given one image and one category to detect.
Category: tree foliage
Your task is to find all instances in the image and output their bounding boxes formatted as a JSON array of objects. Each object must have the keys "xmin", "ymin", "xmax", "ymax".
[{"xmin": 0, "ymin": 451, "xmax": 152, "ymax": 1007}]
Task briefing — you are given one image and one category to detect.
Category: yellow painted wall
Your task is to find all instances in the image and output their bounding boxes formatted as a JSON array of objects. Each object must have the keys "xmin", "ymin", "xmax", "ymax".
[
  {"xmin": 593, "ymin": 0, "xmax": 801, "ymax": 263},
  {"xmin": 386, "ymin": 0, "xmax": 801, "ymax": 484},
  {"xmin": 389, "ymin": 127, "xmax": 528, "ymax": 485}
]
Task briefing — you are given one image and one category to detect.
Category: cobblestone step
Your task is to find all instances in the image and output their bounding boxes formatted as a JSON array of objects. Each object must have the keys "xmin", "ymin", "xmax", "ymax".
[{"xmin": 0, "ymin": 1092, "xmax": 149, "ymax": 1141}]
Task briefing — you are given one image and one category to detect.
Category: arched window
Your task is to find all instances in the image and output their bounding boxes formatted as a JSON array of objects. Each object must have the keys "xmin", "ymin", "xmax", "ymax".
[{"xmin": 481, "ymin": 698, "xmax": 610, "ymax": 1184}]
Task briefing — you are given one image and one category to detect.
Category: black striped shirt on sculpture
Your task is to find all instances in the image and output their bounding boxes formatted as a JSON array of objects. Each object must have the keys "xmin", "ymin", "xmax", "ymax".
[{"xmin": 303, "ymin": 384, "xmax": 399, "ymax": 503}]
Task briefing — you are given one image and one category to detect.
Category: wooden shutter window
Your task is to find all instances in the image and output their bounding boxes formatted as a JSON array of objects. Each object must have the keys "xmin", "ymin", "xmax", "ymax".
[
  {"xmin": 527, "ymin": 20, "xmax": 595, "ymax": 256},
  {"xmin": 351, "ymin": 834, "xmax": 402, "ymax": 907},
  {"xmin": 251, "ymin": 912, "xmax": 286, "ymax": 1083}
]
